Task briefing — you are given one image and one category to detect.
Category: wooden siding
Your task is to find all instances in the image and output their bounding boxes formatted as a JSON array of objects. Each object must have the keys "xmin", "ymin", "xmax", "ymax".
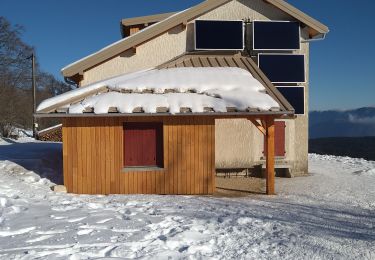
[{"xmin": 62, "ymin": 116, "xmax": 215, "ymax": 195}]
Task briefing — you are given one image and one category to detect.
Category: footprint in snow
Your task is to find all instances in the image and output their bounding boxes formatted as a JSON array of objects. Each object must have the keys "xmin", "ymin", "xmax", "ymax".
[
  {"xmin": 0, "ymin": 197, "xmax": 12, "ymax": 207},
  {"xmin": 0, "ymin": 226, "xmax": 36, "ymax": 237},
  {"xmin": 77, "ymin": 229, "xmax": 94, "ymax": 235},
  {"xmin": 51, "ymin": 205, "xmax": 77, "ymax": 211},
  {"xmin": 26, "ymin": 234, "xmax": 54, "ymax": 243},
  {"xmin": 50, "ymin": 215, "xmax": 68, "ymax": 220},
  {"xmin": 36, "ymin": 229, "xmax": 67, "ymax": 235},
  {"xmin": 9, "ymin": 205, "xmax": 25, "ymax": 214},
  {"xmin": 96, "ymin": 218, "xmax": 112, "ymax": 224},
  {"xmin": 87, "ymin": 203, "xmax": 105, "ymax": 209},
  {"xmin": 67, "ymin": 216, "xmax": 87, "ymax": 223}
]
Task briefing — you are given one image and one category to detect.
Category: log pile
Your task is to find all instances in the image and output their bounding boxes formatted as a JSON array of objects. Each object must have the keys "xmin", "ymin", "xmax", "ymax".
[{"xmin": 38, "ymin": 125, "xmax": 62, "ymax": 142}]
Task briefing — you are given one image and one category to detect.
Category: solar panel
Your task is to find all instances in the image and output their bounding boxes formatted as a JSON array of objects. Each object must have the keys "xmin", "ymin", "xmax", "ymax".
[
  {"xmin": 253, "ymin": 21, "xmax": 300, "ymax": 50},
  {"xmin": 276, "ymin": 87, "xmax": 305, "ymax": 115},
  {"xmin": 258, "ymin": 54, "xmax": 305, "ymax": 83},
  {"xmin": 195, "ymin": 20, "xmax": 244, "ymax": 50}
]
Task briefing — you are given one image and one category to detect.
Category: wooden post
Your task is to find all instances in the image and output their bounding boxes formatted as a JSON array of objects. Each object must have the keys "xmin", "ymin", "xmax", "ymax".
[
  {"xmin": 29, "ymin": 53, "xmax": 37, "ymax": 138},
  {"xmin": 265, "ymin": 117, "xmax": 275, "ymax": 195}
]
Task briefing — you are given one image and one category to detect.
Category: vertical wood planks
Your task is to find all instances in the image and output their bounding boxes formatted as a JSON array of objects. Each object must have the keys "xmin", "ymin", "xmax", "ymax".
[
  {"xmin": 210, "ymin": 119, "xmax": 216, "ymax": 194},
  {"xmin": 167, "ymin": 118, "xmax": 174, "ymax": 194},
  {"xmin": 85, "ymin": 118, "xmax": 91, "ymax": 194},
  {"xmin": 62, "ymin": 119, "xmax": 69, "ymax": 192},
  {"xmin": 199, "ymin": 119, "xmax": 204, "ymax": 194},
  {"xmin": 177, "ymin": 117, "xmax": 182, "ymax": 194},
  {"xmin": 193, "ymin": 118, "xmax": 200, "ymax": 194},
  {"xmin": 76, "ymin": 119, "xmax": 82, "ymax": 194},
  {"xmin": 203, "ymin": 117, "xmax": 208, "ymax": 194},
  {"xmin": 99, "ymin": 120, "xmax": 105, "ymax": 193},
  {"xmin": 62, "ymin": 116, "xmax": 215, "ymax": 195},
  {"xmin": 162, "ymin": 120, "xmax": 168, "ymax": 195},
  {"xmin": 94, "ymin": 120, "xmax": 100, "ymax": 194},
  {"xmin": 172, "ymin": 118, "xmax": 178, "ymax": 194},
  {"xmin": 186, "ymin": 117, "xmax": 191, "ymax": 195}
]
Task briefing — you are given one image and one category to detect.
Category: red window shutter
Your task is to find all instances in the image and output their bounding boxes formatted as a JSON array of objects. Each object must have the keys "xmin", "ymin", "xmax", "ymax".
[
  {"xmin": 124, "ymin": 123, "xmax": 163, "ymax": 167},
  {"xmin": 264, "ymin": 121, "xmax": 286, "ymax": 157}
]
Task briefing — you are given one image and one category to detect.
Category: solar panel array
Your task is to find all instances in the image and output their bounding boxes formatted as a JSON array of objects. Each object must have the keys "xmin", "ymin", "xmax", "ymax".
[
  {"xmin": 253, "ymin": 21, "xmax": 305, "ymax": 115},
  {"xmin": 193, "ymin": 19, "xmax": 305, "ymax": 115}
]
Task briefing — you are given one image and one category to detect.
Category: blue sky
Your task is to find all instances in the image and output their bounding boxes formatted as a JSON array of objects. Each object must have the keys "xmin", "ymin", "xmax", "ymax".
[{"xmin": 1, "ymin": 0, "xmax": 374, "ymax": 110}]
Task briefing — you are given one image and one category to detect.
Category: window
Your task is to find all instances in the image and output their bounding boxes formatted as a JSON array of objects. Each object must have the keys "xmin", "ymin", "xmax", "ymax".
[
  {"xmin": 264, "ymin": 121, "xmax": 286, "ymax": 157},
  {"xmin": 123, "ymin": 122, "xmax": 163, "ymax": 168}
]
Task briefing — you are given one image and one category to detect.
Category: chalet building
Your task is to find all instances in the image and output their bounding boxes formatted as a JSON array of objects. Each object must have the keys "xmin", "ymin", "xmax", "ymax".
[{"xmin": 36, "ymin": 0, "xmax": 328, "ymax": 195}]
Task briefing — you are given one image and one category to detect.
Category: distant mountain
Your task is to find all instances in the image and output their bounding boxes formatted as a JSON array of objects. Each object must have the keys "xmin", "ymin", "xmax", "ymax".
[
  {"xmin": 309, "ymin": 137, "xmax": 375, "ymax": 161},
  {"xmin": 309, "ymin": 107, "xmax": 375, "ymax": 139}
]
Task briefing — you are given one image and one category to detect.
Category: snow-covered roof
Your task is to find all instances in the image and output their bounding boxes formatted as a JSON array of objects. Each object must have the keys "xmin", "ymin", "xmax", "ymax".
[{"xmin": 37, "ymin": 67, "xmax": 285, "ymax": 115}]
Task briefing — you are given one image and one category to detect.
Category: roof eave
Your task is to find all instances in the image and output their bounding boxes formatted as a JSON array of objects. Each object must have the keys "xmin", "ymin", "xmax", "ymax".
[
  {"xmin": 121, "ymin": 12, "xmax": 177, "ymax": 27},
  {"xmin": 34, "ymin": 110, "xmax": 295, "ymax": 119},
  {"xmin": 265, "ymin": 0, "xmax": 329, "ymax": 35}
]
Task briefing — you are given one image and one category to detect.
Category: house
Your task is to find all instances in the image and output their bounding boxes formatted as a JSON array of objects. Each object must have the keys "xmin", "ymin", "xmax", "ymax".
[{"xmin": 36, "ymin": 0, "xmax": 328, "ymax": 195}]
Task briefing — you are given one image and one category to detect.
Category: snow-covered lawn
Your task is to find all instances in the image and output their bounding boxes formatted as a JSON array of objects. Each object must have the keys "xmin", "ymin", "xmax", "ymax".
[{"xmin": 0, "ymin": 138, "xmax": 374, "ymax": 259}]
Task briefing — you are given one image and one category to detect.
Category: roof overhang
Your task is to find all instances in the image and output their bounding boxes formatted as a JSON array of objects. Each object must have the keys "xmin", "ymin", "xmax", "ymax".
[
  {"xmin": 120, "ymin": 12, "xmax": 176, "ymax": 38},
  {"xmin": 34, "ymin": 110, "xmax": 294, "ymax": 119},
  {"xmin": 265, "ymin": 0, "xmax": 329, "ymax": 38},
  {"xmin": 121, "ymin": 12, "xmax": 177, "ymax": 27}
]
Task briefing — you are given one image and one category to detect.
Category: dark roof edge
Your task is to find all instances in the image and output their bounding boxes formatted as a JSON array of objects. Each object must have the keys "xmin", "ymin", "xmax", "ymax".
[
  {"xmin": 121, "ymin": 12, "xmax": 177, "ymax": 27},
  {"xmin": 34, "ymin": 110, "xmax": 294, "ymax": 119}
]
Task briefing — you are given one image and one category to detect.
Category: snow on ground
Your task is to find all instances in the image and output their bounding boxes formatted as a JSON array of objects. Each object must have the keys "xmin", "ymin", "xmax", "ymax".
[{"xmin": 0, "ymin": 138, "xmax": 374, "ymax": 259}]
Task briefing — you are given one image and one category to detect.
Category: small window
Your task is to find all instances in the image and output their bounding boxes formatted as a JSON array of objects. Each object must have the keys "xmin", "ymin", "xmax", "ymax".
[
  {"xmin": 263, "ymin": 121, "xmax": 286, "ymax": 157},
  {"xmin": 123, "ymin": 122, "xmax": 163, "ymax": 168}
]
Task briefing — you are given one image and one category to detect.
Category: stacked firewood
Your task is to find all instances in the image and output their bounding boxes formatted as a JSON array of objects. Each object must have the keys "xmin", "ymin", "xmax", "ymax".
[{"xmin": 38, "ymin": 125, "xmax": 62, "ymax": 142}]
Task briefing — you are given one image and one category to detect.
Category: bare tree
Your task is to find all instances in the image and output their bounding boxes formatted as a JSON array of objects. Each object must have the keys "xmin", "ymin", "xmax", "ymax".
[{"xmin": 0, "ymin": 17, "xmax": 71, "ymax": 137}]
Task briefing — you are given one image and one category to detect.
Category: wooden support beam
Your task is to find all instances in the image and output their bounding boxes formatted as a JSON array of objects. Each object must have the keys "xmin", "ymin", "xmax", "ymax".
[
  {"xmin": 247, "ymin": 107, "xmax": 260, "ymax": 112},
  {"xmin": 265, "ymin": 117, "xmax": 275, "ymax": 195},
  {"xmin": 180, "ymin": 107, "xmax": 192, "ymax": 113},
  {"xmin": 108, "ymin": 107, "xmax": 118, "ymax": 113},
  {"xmin": 83, "ymin": 107, "xmax": 94, "ymax": 113},
  {"xmin": 132, "ymin": 107, "xmax": 144, "ymax": 113},
  {"xmin": 56, "ymin": 107, "xmax": 69, "ymax": 114},
  {"xmin": 260, "ymin": 119, "xmax": 267, "ymax": 130},
  {"xmin": 142, "ymin": 89, "xmax": 154, "ymax": 94},
  {"xmin": 248, "ymin": 118, "xmax": 266, "ymax": 136},
  {"xmin": 269, "ymin": 107, "xmax": 281, "ymax": 112},
  {"xmin": 120, "ymin": 89, "xmax": 133, "ymax": 93},
  {"xmin": 226, "ymin": 107, "xmax": 237, "ymax": 112},
  {"xmin": 164, "ymin": 89, "xmax": 178, "ymax": 93},
  {"xmin": 156, "ymin": 107, "xmax": 169, "ymax": 113}
]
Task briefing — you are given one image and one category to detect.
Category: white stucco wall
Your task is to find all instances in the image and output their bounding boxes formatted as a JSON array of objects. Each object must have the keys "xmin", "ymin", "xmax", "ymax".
[{"xmin": 80, "ymin": 0, "xmax": 310, "ymax": 175}]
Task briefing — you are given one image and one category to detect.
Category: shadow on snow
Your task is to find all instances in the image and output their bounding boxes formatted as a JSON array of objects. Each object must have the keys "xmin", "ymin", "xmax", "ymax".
[{"xmin": 0, "ymin": 140, "xmax": 63, "ymax": 185}]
